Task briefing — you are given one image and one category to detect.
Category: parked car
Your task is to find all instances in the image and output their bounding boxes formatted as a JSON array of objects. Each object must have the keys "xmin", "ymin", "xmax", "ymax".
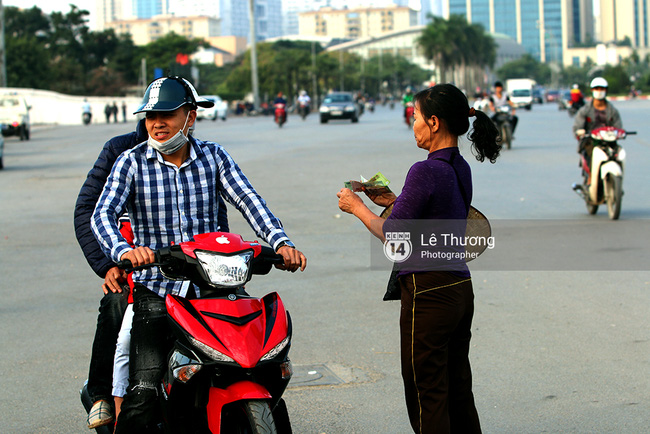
[
  {"xmin": 0, "ymin": 134, "xmax": 4, "ymax": 169},
  {"xmin": 0, "ymin": 95, "xmax": 31, "ymax": 140},
  {"xmin": 319, "ymin": 92, "xmax": 359, "ymax": 123},
  {"xmin": 196, "ymin": 95, "xmax": 228, "ymax": 121}
]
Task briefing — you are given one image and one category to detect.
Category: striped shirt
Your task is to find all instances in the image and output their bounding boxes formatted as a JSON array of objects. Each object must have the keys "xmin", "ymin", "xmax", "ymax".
[{"xmin": 91, "ymin": 137, "xmax": 291, "ymax": 297}]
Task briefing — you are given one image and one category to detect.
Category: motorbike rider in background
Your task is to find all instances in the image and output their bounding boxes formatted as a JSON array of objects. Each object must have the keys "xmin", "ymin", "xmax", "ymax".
[
  {"xmin": 82, "ymin": 99, "xmax": 92, "ymax": 125},
  {"xmin": 297, "ymin": 90, "xmax": 311, "ymax": 116},
  {"xmin": 273, "ymin": 91, "xmax": 288, "ymax": 124},
  {"xmin": 570, "ymin": 84, "xmax": 585, "ymax": 111},
  {"xmin": 572, "ymin": 77, "xmax": 622, "ymax": 165},
  {"xmin": 488, "ymin": 81, "xmax": 518, "ymax": 135},
  {"xmin": 402, "ymin": 86, "xmax": 414, "ymax": 123}
]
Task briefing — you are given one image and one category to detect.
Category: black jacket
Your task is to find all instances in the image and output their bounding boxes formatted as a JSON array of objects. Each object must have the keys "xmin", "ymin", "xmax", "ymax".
[{"xmin": 74, "ymin": 119, "xmax": 229, "ymax": 278}]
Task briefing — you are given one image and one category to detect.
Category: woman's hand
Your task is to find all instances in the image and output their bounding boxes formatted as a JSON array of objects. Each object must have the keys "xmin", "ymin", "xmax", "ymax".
[
  {"xmin": 363, "ymin": 189, "xmax": 396, "ymax": 208},
  {"xmin": 337, "ymin": 188, "xmax": 364, "ymax": 214}
]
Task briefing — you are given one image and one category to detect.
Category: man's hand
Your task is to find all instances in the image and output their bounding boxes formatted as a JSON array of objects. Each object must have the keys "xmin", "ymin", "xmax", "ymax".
[
  {"xmin": 102, "ymin": 266, "xmax": 128, "ymax": 295},
  {"xmin": 120, "ymin": 246, "xmax": 156, "ymax": 267},
  {"xmin": 575, "ymin": 128, "xmax": 586, "ymax": 139},
  {"xmin": 275, "ymin": 246, "xmax": 307, "ymax": 272}
]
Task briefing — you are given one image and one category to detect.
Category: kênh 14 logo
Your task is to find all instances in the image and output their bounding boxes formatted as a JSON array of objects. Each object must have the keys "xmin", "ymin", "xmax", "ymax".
[{"xmin": 383, "ymin": 232, "xmax": 412, "ymax": 263}]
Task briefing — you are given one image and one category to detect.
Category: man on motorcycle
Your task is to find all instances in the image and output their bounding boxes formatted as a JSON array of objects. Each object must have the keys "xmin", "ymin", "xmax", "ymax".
[
  {"xmin": 488, "ymin": 81, "xmax": 518, "ymax": 134},
  {"xmin": 297, "ymin": 89, "xmax": 311, "ymax": 116},
  {"xmin": 82, "ymin": 99, "xmax": 92, "ymax": 124},
  {"xmin": 570, "ymin": 83, "xmax": 585, "ymax": 111},
  {"xmin": 273, "ymin": 91, "xmax": 287, "ymax": 124},
  {"xmin": 573, "ymin": 77, "xmax": 622, "ymax": 161},
  {"xmin": 75, "ymin": 117, "xmax": 232, "ymax": 429},
  {"xmin": 91, "ymin": 76, "xmax": 306, "ymax": 432}
]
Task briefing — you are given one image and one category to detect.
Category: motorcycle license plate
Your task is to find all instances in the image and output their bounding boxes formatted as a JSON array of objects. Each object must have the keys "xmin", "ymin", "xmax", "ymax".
[{"xmin": 331, "ymin": 110, "xmax": 342, "ymax": 116}]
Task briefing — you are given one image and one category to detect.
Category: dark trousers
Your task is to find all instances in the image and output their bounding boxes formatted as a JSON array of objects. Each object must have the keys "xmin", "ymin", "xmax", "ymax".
[
  {"xmin": 399, "ymin": 272, "xmax": 481, "ymax": 434},
  {"xmin": 87, "ymin": 291, "xmax": 128, "ymax": 403},
  {"xmin": 115, "ymin": 285, "xmax": 173, "ymax": 433}
]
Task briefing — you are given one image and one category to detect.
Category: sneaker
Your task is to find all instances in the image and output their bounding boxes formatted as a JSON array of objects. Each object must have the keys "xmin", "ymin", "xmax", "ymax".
[{"xmin": 87, "ymin": 399, "xmax": 114, "ymax": 429}]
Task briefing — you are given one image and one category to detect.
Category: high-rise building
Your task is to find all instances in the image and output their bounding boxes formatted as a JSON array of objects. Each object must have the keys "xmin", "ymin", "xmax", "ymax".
[
  {"xmin": 599, "ymin": 0, "xmax": 650, "ymax": 48},
  {"xmin": 96, "ymin": 0, "xmax": 135, "ymax": 30},
  {"xmin": 99, "ymin": 0, "xmax": 282, "ymax": 42},
  {"xmin": 284, "ymin": 1, "xmax": 432, "ymax": 35},
  {"xmin": 443, "ymin": 0, "xmax": 594, "ymax": 63},
  {"xmin": 299, "ymin": 5, "xmax": 418, "ymax": 39},
  {"xmin": 133, "ymin": 0, "xmax": 170, "ymax": 19}
]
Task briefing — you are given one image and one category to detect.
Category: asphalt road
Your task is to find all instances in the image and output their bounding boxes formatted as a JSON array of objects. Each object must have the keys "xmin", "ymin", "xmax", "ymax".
[{"xmin": 1, "ymin": 99, "xmax": 649, "ymax": 433}]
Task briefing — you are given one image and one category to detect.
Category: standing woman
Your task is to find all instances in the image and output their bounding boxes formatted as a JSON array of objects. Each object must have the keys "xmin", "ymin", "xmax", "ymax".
[{"xmin": 337, "ymin": 84, "xmax": 500, "ymax": 433}]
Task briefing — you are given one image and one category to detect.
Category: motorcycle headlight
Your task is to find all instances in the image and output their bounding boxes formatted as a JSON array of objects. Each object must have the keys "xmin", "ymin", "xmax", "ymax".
[
  {"xmin": 188, "ymin": 335, "xmax": 235, "ymax": 363},
  {"xmin": 260, "ymin": 336, "xmax": 290, "ymax": 361},
  {"xmin": 319, "ymin": 106, "xmax": 330, "ymax": 113},
  {"xmin": 195, "ymin": 250, "xmax": 252, "ymax": 287}
]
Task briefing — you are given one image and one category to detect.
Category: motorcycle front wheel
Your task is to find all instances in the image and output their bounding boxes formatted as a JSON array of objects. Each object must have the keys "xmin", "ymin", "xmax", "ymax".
[
  {"xmin": 501, "ymin": 123, "xmax": 512, "ymax": 149},
  {"xmin": 222, "ymin": 400, "xmax": 277, "ymax": 434},
  {"xmin": 605, "ymin": 175, "xmax": 623, "ymax": 220}
]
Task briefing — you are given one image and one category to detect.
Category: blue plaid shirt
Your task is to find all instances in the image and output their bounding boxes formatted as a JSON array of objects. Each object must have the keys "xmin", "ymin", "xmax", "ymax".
[{"xmin": 91, "ymin": 137, "xmax": 291, "ymax": 297}]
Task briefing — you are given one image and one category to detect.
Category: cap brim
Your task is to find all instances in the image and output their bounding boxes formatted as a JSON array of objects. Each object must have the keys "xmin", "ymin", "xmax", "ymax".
[{"xmin": 181, "ymin": 78, "xmax": 214, "ymax": 108}]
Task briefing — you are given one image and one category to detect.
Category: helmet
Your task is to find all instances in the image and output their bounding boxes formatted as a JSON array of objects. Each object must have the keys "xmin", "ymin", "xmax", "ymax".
[
  {"xmin": 590, "ymin": 77, "xmax": 608, "ymax": 89},
  {"xmin": 572, "ymin": 84, "xmax": 579, "ymax": 89},
  {"xmin": 300, "ymin": 90, "xmax": 306, "ymax": 96},
  {"xmin": 134, "ymin": 76, "xmax": 213, "ymax": 114}
]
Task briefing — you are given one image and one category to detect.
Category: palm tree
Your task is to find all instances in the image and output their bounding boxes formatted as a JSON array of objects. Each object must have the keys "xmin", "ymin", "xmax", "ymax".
[{"xmin": 418, "ymin": 15, "xmax": 495, "ymax": 90}]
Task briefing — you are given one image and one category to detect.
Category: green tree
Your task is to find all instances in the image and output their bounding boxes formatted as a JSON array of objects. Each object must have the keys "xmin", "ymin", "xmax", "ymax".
[
  {"xmin": 418, "ymin": 14, "xmax": 495, "ymax": 89},
  {"xmin": 496, "ymin": 54, "xmax": 551, "ymax": 84},
  {"xmin": 600, "ymin": 65, "xmax": 631, "ymax": 94}
]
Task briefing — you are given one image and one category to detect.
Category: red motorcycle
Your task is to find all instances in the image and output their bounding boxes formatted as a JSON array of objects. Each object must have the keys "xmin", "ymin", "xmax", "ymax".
[
  {"xmin": 405, "ymin": 101, "xmax": 415, "ymax": 128},
  {"xmin": 82, "ymin": 232, "xmax": 293, "ymax": 433},
  {"xmin": 274, "ymin": 103, "xmax": 287, "ymax": 128}
]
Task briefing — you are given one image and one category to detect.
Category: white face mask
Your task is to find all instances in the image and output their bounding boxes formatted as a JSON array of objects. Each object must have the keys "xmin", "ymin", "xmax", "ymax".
[
  {"xmin": 592, "ymin": 90, "xmax": 606, "ymax": 100},
  {"xmin": 148, "ymin": 111, "xmax": 190, "ymax": 155}
]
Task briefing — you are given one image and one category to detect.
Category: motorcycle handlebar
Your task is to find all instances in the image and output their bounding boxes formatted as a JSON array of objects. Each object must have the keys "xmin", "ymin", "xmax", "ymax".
[
  {"xmin": 259, "ymin": 246, "xmax": 285, "ymax": 264},
  {"xmin": 116, "ymin": 245, "xmax": 284, "ymax": 272}
]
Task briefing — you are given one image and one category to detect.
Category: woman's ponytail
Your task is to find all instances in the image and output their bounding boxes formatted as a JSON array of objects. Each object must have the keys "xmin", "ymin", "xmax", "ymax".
[{"xmin": 468, "ymin": 110, "xmax": 501, "ymax": 163}]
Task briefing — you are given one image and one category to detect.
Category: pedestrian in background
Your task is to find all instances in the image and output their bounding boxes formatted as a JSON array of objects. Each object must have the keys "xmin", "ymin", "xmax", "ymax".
[
  {"xmin": 104, "ymin": 103, "xmax": 112, "ymax": 123},
  {"xmin": 112, "ymin": 102, "xmax": 118, "ymax": 123},
  {"xmin": 337, "ymin": 83, "xmax": 500, "ymax": 433}
]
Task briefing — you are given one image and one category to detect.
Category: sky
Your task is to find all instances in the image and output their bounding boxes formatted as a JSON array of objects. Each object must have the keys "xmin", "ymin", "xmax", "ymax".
[{"xmin": 4, "ymin": 0, "xmax": 97, "ymax": 28}]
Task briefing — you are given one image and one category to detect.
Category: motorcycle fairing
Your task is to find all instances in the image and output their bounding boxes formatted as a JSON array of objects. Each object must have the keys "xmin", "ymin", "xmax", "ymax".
[
  {"xmin": 600, "ymin": 160, "xmax": 622, "ymax": 179},
  {"xmin": 206, "ymin": 381, "xmax": 272, "ymax": 433},
  {"xmin": 589, "ymin": 145, "xmax": 624, "ymax": 203},
  {"xmin": 180, "ymin": 232, "xmax": 262, "ymax": 259},
  {"xmin": 166, "ymin": 292, "xmax": 289, "ymax": 368}
]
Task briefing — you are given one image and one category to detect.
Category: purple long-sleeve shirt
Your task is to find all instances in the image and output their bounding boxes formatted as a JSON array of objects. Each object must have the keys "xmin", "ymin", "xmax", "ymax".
[{"xmin": 385, "ymin": 147, "xmax": 472, "ymax": 277}]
